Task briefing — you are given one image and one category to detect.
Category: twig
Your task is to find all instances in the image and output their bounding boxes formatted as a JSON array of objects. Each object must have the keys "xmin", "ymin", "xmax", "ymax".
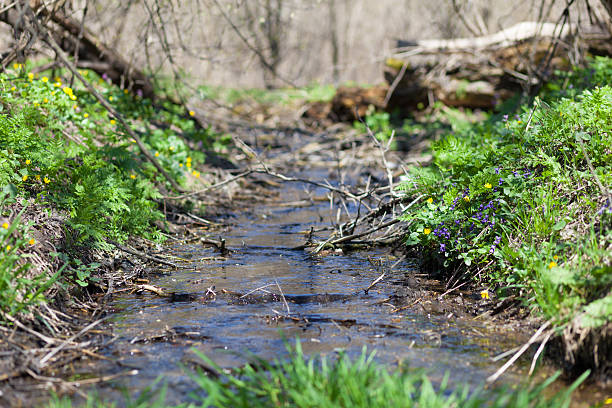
[
  {"xmin": 39, "ymin": 316, "xmax": 109, "ymax": 367},
  {"xmin": 108, "ymin": 239, "xmax": 177, "ymax": 268},
  {"xmin": 275, "ymin": 280, "xmax": 291, "ymax": 316},
  {"xmin": 486, "ymin": 321, "xmax": 552, "ymax": 383},
  {"xmin": 529, "ymin": 329, "xmax": 553, "ymax": 376},
  {"xmin": 29, "ymin": 12, "xmax": 186, "ymax": 193},
  {"xmin": 364, "ymin": 272, "xmax": 385, "ymax": 294}
]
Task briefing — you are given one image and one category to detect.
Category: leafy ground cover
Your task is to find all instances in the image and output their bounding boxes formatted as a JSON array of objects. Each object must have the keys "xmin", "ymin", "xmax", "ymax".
[
  {"xmin": 393, "ymin": 57, "xmax": 611, "ymax": 371},
  {"xmin": 0, "ymin": 62, "xmax": 217, "ymax": 317}
]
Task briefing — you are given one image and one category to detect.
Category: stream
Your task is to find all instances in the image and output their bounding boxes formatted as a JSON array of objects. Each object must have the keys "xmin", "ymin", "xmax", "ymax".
[
  {"xmin": 87, "ymin": 173, "xmax": 540, "ymax": 404},
  {"xmin": 78, "ymin": 128, "xmax": 606, "ymax": 407}
]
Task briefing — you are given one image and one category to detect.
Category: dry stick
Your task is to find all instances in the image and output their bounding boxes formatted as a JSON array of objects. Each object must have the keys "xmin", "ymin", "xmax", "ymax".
[
  {"xmin": 275, "ymin": 280, "xmax": 291, "ymax": 316},
  {"xmin": 30, "ymin": 15, "xmax": 186, "ymax": 193},
  {"xmin": 39, "ymin": 316, "xmax": 109, "ymax": 367},
  {"xmin": 107, "ymin": 239, "xmax": 177, "ymax": 268},
  {"xmin": 383, "ymin": 62, "xmax": 408, "ymax": 107},
  {"xmin": 239, "ymin": 284, "xmax": 277, "ymax": 299},
  {"xmin": 486, "ymin": 321, "xmax": 551, "ymax": 383},
  {"xmin": 0, "ymin": 311, "xmax": 58, "ymax": 345},
  {"xmin": 331, "ymin": 218, "xmax": 400, "ymax": 246},
  {"xmin": 364, "ymin": 272, "xmax": 385, "ymax": 294},
  {"xmin": 529, "ymin": 329, "xmax": 553, "ymax": 376},
  {"xmin": 167, "ymin": 170, "xmax": 253, "ymax": 199}
]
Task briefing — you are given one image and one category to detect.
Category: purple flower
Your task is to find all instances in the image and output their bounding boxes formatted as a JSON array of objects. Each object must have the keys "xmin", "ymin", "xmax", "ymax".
[
  {"xmin": 503, "ymin": 114, "xmax": 508, "ymax": 122},
  {"xmin": 495, "ymin": 167, "xmax": 500, "ymax": 174},
  {"xmin": 440, "ymin": 243, "xmax": 446, "ymax": 252},
  {"xmin": 102, "ymin": 73, "xmax": 109, "ymax": 81}
]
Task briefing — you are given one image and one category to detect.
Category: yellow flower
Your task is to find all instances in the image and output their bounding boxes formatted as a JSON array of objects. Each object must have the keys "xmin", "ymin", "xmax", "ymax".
[
  {"xmin": 83, "ymin": 113, "xmax": 89, "ymax": 118},
  {"xmin": 13, "ymin": 62, "xmax": 20, "ymax": 70},
  {"xmin": 2, "ymin": 222, "xmax": 8, "ymax": 229},
  {"xmin": 34, "ymin": 103, "xmax": 40, "ymax": 107},
  {"xmin": 29, "ymin": 238, "xmax": 35, "ymax": 245},
  {"xmin": 154, "ymin": 151, "xmax": 160, "ymax": 157},
  {"xmin": 6, "ymin": 245, "xmax": 11, "ymax": 251},
  {"xmin": 192, "ymin": 170, "xmax": 200, "ymax": 178},
  {"xmin": 426, "ymin": 197, "xmax": 433, "ymax": 204},
  {"xmin": 186, "ymin": 156, "xmax": 192, "ymax": 162},
  {"xmin": 423, "ymin": 228, "xmax": 431, "ymax": 235},
  {"xmin": 54, "ymin": 82, "xmax": 62, "ymax": 88},
  {"xmin": 189, "ymin": 110, "xmax": 195, "ymax": 116},
  {"xmin": 517, "ymin": 120, "xmax": 522, "ymax": 124},
  {"xmin": 186, "ymin": 162, "xmax": 191, "ymax": 168},
  {"xmin": 484, "ymin": 183, "xmax": 492, "ymax": 189},
  {"xmin": 51, "ymin": 91, "xmax": 56, "ymax": 95},
  {"xmin": 131, "ymin": 139, "xmax": 136, "ymax": 143},
  {"xmin": 27, "ymin": 73, "xmax": 34, "ymax": 80},
  {"xmin": 109, "ymin": 96, "xmax": 113, "ymax": 101},
  {"xmin": 25, "ymin": 159, "xmax": 31, "ymax": 165},
  {"xmin": 179, "ymin": 163, "xmax": 183, "ymax": 167},
  {"xmin": 110, "ymin": 119, "xmax": 116, "ymax": 125},
  {"xmin": 70, "ymin": 95, "xmax": 77, "ymax": 101},
  {"xmin": 130, "ymin": 174, "xmax": 136, "ymax": 179},
  {"xmin": 463, "ymin": 196, "xmax": 470, "ymax": 202},
  {"xmin": 22, "ymin": 175, "xmax": 28, "ymax": 182},
  {"xmin": 73, "ymin": 104, "xmax": 78, "ymax": 110},
  {"xmin": 548, "ymin": 261, "xmax": 557, "ymax": 269},
  {"xmin": 41, "ymin": 76, "xmax": 48, "ymax": 83},
  {"xmin": 124, "ymin": 89, "xmax": 129, "ymax": 94},
  {"xmin": 10, "ymin": 86, "xmax": 15, "ymax": 91},
  {"xmin": 604, "ymin": 397, "xmax": 612, "ymax": 405},
  {"xmin": 480, "ymin": 290, "xmax": 490, "ymax": 300},
  {"xmin": 62, "ymin": 86, "xmax": 73, "ymax": 95},
  {"xmin": 43, "ymin": 98, "xmax": 49, "ymax": 103},
  {"xmin": 553, "ymin": 255, "xmax": 559, "ymax": 260},
  {"xmin": 43, "ymin": 177, "xmax": 50, "ymax": 184},
  {"xmin": 54, "ymin": 77, "xmax": 61, "ymax": 82},
  {"xmin": 35, "ymin": 175, "xmax": 41, "ymax": 181},
  {"xmin": 169, "ymin": 146, "xmax": 174, "ymax": 151}
]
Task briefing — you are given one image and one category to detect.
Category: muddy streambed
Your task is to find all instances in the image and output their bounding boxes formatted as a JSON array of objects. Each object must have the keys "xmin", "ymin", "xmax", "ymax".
[{"xmin": 82, "ymin": 175, "xmax": 557, "ymax": 405}]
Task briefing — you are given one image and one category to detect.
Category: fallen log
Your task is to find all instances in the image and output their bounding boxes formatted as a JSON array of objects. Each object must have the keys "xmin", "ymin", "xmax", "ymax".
[{"xmin": 384, "ymin": 21, "xmax": 612, "ymax": 113}]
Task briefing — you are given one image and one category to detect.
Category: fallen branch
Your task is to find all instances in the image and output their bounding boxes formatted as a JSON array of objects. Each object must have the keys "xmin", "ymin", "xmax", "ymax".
[
  {"xmin": 107, "ymin": 239, "xmax": 177, "ymax": 268},
  {"xmin": 29, "ymin": 11, "xmax": 187, "ymax": 193},
  {"xmin": 486, "ymin": 321, "xmax": 553, "ymax": 383}
]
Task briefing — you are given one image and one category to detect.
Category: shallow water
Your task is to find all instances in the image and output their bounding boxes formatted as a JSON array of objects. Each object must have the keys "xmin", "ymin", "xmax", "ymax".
[{"xmin": 86, "ymin": 178, "xmax": 550, "ymax": 405}]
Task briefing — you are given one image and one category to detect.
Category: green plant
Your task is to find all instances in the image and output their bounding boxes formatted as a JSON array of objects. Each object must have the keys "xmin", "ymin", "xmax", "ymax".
[
  {"xmin": 398, "ymin": 58, "xmax": 612, "ymax": 326},
  {"xmin": 187, "ymin": 340, "xmax": 585, "ymax": 408},
  {"xmin": 0, "ymin": 194, "xmax": 61, "ymax": 316}
]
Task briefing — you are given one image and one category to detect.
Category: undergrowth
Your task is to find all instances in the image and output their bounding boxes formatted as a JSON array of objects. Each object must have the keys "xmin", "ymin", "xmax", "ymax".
[
  {"xmin": 0, "ymin": 62, "xmax": 221, "ymax": 315},
  {"xmin": 396, "ymin": 57, "xmax": 611, "ymax": 327}
]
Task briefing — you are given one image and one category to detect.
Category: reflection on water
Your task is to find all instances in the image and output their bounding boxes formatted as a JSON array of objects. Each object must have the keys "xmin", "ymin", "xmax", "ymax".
[{"xmin": 95, "ymin": 181, "xmax": 569, "ymax": 405}]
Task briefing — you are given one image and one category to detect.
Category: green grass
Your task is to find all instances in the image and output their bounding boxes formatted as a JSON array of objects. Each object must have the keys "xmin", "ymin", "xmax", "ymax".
[
  {"xmin": 394, "ymin": 57, "xmax": 611, "ymax": 327},
  {"xmin": 44, "ymin": 341, "xmax": 588, "ymax": 408}
]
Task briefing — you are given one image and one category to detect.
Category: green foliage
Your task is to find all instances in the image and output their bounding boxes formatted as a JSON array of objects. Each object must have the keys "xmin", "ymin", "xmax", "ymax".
[
  {"xmin": 187, "ymin": 341, "xmax": 583, "ymax": 408},
  {"xmin": 353, "ymin": 108, "xmax": 394, "ymax": 142},
  {"xmin": 0, "ymin": 194, "xmax": 61, "ymax": 316},
  {"xmin": 0, "ymin": 64, "xmax": 219, "ymax": 249},
  {"xmin": 398, "ymin": 58, "xmax": 612, "ymax": 326},
  {"xmin": 43, "ymin": 341, "xmax": 587, "ymax": 408}
]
